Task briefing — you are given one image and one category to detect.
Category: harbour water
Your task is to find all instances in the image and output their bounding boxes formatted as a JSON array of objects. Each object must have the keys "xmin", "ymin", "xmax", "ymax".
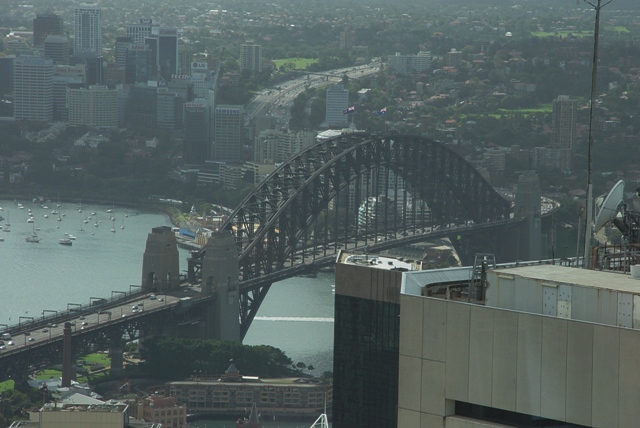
[{"xmin": 0, "ymin": 198, "xmax": 335, "ymax": 375}]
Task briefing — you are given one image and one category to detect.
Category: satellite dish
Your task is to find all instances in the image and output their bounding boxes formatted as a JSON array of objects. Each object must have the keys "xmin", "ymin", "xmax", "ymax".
[{"xmin": 593, "ymin": 180, "xmax": 625, "ymax": 232}]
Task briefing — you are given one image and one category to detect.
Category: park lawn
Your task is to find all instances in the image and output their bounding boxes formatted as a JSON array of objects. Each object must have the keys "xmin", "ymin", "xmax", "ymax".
[
  {"xmin": 606, "ymin": 25, "xmax": 629, "ymax": 33},
  {"xmin": 0, "ymin": 380, "xmax": 14, "ymax": 393},
  {"xmin": 531, "ymin": 30, "xmax": 591, "ymax": 38},
  {"xmin": 273, "ymin": 58, "xmax": 318, "ymax": 70},
  {"xmin": 82, "ymin": 352, "xmax": 111, "ymax": 366},
  {"xmin": 35, "ymin": 369, "xmax": 61, "ymax": 381}
]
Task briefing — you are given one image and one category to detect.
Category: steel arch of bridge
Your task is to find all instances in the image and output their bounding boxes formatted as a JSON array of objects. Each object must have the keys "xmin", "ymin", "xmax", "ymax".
[{"xmin": 220, "ymin": 133, "xmax": 510, "ymax": 337}]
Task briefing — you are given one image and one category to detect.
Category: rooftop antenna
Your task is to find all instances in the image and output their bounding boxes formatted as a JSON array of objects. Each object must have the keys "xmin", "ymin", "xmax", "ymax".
[{"xmin": 582, "ymin": 0, "xmax": 612, "ymax": 268}]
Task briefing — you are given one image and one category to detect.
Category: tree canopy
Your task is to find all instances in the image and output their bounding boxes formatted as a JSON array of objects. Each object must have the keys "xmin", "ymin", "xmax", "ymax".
[{"xmin": 139, "ymin": 336, "xmax": 299, "ymax": 380}]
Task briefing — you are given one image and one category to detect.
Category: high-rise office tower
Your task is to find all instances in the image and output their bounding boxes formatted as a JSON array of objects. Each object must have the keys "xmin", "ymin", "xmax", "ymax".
[
  {"xmin": 156, "ymin": 87, "xmax": 185, "ymax": 131},
  {"xmin": 126, "ymin": 19, "xmax": 153, "ymax": 44},
  {"xmin": 33, "ymin": 13, "xmax": 63, "ymax": 47},
  {"xmin": 159, "ymin": 29, "xmax": 179, "ymax": 80},
  {"xmin": 550, "ymin": 95, "xmax": 577, "ymax": 171},
  {"xmin": 44, "ymin": 35, "xmax": 70, "ymax": 65},
  {"xmin": 152, "ymin": 27, "xmax": 179, "ymax": 81},
  {"xmin": 13, "ymin": 56, "xmax": 53, "ymax": 122},
  {"xmin": 127, "ymin": 83, "xmax": 157, "ymax": 128},
  {"xmin": 178, "ymin": 43, "xmax": 193, "ymax": 75},
  {"xmin": 74, "ymin": 4, "xmax": 101, "ymax": 55},
  {"xmin": 333, "ymin": 257, "xmax": 402, "ymax": 427},
  {"xmin": 67, "ymin": 85, "xmax": 118, "ymax": 128},
  {"xmin": 240, "ymin": 44, "xmax": 262, "ymax": 73},
  {"xmin": 70, "ymin": 52, "xmax": 104, "ymax": 86},
  {"xmin": 52, "ymin": 64, "xmax": 85, "ymax": 122},
  {"xmin": 115, "ymin": 36, "xmax": 133, "ymax": 68},
  {"xmin": 339, "ymin": 27, "xmax": 354, "ymax": 50},
  {"xmin": 125, "ymin": 44, "xmax": 153, "ymax": 84},
  {"xmin": 0, "ymin": 56, "xmax": 15, "ymax": 96},
  {"xmin": 184, "ymin": 100, "xmax": 211, "ymax": 165},
  {"xmin": 213, "ymin": 105, "xmax": 244, "ymax": 163},
  {"xmin": 325, "ymin": 84, "xmax": 349, "ymax": 128}
]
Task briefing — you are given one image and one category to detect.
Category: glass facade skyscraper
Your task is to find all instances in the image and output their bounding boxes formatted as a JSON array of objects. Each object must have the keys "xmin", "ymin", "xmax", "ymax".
[{"xmin": 332, "ymin": 263, "xmax": 401, "ymax": 428}]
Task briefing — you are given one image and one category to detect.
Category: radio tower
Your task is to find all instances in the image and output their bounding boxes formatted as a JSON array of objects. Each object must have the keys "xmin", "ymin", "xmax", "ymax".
[{"xmin": 583, "ymin": 0, "xmax": 612, "ymax": 268}]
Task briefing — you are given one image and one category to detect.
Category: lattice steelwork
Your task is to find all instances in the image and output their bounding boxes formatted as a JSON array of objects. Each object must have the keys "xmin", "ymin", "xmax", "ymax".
[{"xmin": 218, "ymin": 133, "xmax": 510, "ymax": 338}]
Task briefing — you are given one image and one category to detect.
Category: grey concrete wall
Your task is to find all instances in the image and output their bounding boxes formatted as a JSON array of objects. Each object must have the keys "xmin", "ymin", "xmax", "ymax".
[{"xmin": 398, "ymin": 295, "xmax": 640, "ymax": 428}]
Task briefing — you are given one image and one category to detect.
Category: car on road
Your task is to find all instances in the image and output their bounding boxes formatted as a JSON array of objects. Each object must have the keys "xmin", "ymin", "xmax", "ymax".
[
  {"xmin": 7, "ymin": 341, "xmax": 14, "ymax": 346},
  {"xmin": 149, "ymin": 295, "xmax": 156, "ymax": 300},
  {"xmin": 158, "ymin": 297, "xmax": 164, "ymax": 302},
  {"xmin": 0, "ymin": 345, "xmax": 5, "ymax": 350},
  {"xmin": 81, "ymin": 321, "xmax": 88, "ymax": 326},
  {"xmin": 41, "ymin": 328, "xmax": 48, "ymax": 333},
  {"xmin": 28, "ymin": 337, "xmax": 35, "ymax": 342},
  {"xmin": 24, "ymin": 331, "xmax": 30, "ymax": 336}
]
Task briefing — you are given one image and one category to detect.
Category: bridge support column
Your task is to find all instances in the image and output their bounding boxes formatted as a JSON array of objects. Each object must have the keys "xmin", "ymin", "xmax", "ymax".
[
  {"xmin": 141, "ymin": 226, "xmax": 180, "ymax": 293},
  {"xmin": 61, "ymin": 323, "xmax": 73, "ymax": 387},
  {"xmin": 109, "ymin": 345, "xmax": 124, "ymax": 378},
  {"xmin": 201, "ymin": 230, "xmax": 240, "ymax": 342}
]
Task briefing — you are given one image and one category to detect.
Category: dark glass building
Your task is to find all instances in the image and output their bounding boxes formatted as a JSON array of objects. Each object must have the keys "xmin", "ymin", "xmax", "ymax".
[
  {"xmin": 125, "ymin": 44, "xmax": 153, "ymax": 83},
  {"xmin": 33, "ymin": 13, "xmax": 63, "ymax": 47},
  {"xmin": 183, "ymin": 100, "xmax": 211, "ymax": 165},
  {"xmin": 332, "ymin": 262, "xmax": 401, "ymax": 428},
  {"xmin": 127, "ymin": 84, "xmax": 157, "ymax": 129},
  {"xmin": 0, "ymin": 56, "xmax": 15, "ymax": 96},
  {"xmin": 70, "ymin": 52, "xmax": 104, "ymax": 86}
]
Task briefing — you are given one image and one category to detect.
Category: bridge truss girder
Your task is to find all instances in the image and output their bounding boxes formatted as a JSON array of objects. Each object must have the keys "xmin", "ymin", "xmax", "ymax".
[{"xmin": 220, "ymin": 134, "xmax": 511, "ymax": 338}]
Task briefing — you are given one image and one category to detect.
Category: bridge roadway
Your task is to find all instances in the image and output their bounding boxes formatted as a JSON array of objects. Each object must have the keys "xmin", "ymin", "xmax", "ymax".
[{"xmin": 0, "ymin": 284, "xmax": 212, "ymax": 362}]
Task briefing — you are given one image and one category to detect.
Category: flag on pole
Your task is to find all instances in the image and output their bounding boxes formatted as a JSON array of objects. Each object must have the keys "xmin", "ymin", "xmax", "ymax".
[
  {"xmin": 375, "ymin": 107, "xmax": 387, "ymax": 116},
  {"xmin": 342, "ymin": 106, "xmax": 355, "ymax": 114}
]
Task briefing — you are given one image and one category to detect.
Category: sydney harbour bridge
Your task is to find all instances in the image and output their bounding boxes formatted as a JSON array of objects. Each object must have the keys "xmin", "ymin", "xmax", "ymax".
[{"xmin": 0, "ymin": 133, "xmax": 552, "ymax": 381}]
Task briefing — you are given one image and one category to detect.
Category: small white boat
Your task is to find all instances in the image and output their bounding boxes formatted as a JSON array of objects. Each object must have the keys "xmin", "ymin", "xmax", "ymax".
[
  {"xmin": 27, "ymin": 217, "xmax": 34, "ymax": 223},
  {"xmin": 44, "ymin": 214, "xmax": 49, "ymax": 218},
  {"xmin": 59, "ymin": 238, "xmax": 72, "ymax": 246},
  {"xmin": 68, "ymin": 235, "xmax": 76, "ymax": 240},
  {"xmin": 26, "ymin": 224, "xmax": 40, "ymax": 242},
  {"xmin": 51, "ymin": 210, "xmax": 58, "ymax": 215}
]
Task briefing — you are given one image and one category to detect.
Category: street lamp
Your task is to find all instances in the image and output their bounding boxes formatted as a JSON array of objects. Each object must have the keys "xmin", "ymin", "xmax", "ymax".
[
  {"xmin": 42, "ymin": 310, "xmax": 57, "ymax": 323},
  {"xmin": 67, "ymin": 303, "xmax": 82, "ymax": 315},
  {"xmin": 111, "ymin": 291, "xmax": 126, "ymax": 302},
  {"xmin": 19, "ymin": 316, "xmax": 34, "ymax": 328}
]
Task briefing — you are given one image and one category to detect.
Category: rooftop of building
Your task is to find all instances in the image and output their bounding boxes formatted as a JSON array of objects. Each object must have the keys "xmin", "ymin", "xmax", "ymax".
[
  {"xmin": 337, "ymin": 250, "xmax": 421, "ymax": 272},
  {"xmin": 41, "ymin": 401, "xmax": 128, "ymax": 413},
  {"xmin": 339, "ymin": 250, "xmax": 640, "ymax": 299},
  {"xmin": 490, "ymin": 264, "xmax": 640, "ymax": 294},
  {"xmin": 168, "ymin": 376, "xmax": 328, "ymax": 387}
]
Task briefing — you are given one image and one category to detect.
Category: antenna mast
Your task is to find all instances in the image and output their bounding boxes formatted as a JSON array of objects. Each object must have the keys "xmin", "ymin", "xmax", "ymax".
[{"xmin": 582, "ymin": 0, "xmax": 612, "ymax": 268}]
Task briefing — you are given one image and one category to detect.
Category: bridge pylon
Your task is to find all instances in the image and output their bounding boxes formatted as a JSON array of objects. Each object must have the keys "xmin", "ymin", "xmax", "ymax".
[
  {"xmin": 201, "ymin": 230, "xmax": 241, "ymax": 342},
  {"xmin": 141, "ymin": 226, "xmax": 180, "ymax": 293}
]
